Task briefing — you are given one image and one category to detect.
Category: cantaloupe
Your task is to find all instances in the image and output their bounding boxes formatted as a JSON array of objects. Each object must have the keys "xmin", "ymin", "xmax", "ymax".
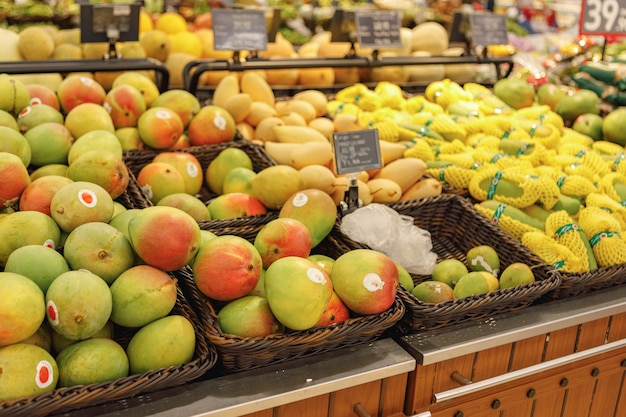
[{"xmin": 411, "ymin": 22, "xmax": 449, "ymax": 55}]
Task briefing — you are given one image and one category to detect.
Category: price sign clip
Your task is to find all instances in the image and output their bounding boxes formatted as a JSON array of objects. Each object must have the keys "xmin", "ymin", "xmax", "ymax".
[{"xmin": 338, "ymin": 176, "xmax": 363, "ymax": 217}]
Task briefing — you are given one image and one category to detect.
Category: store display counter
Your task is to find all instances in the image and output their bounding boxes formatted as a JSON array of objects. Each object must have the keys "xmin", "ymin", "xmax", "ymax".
[
  {"xmin": 400, "ymin": 285, "xmax": 626, "ymax": 416},
  {"xmin": 52, "ymin": 338, "xmax": 416, "ymax": 417},
  {"xmin": 51, "ymin": 285, "xmax": 626, "ymax": 417}
]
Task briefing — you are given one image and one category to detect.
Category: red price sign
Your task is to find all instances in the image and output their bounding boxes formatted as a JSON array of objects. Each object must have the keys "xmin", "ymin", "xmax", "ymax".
[{"xmin": 580, "ymin": 0, "xmax": 626, "ymax": 36}]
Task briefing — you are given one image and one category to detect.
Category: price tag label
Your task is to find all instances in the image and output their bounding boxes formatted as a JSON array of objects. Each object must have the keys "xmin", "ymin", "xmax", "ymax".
[
  {"xmin": 355, "ymin": 10, "xmax": 402, "ymax": 49},
  {"xmin": 580, "ymin": 0, "xmax": 626, "ymax": 35},
  {"xmin": 332, "ymin": 129, "xmax": 382, "ymax": 175},
  {"xmin": 212, "ymin": 9, "xmax": 268, "ymax": 51},
  {"xmin": 469, "ymin": 12, "xmax": 509, "ymax": 47},
  {"xmin": 80, "ymin": 4, "xmax": 140, "ymax": 43}
]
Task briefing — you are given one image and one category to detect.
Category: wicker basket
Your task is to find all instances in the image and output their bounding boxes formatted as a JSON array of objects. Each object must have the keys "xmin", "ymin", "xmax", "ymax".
[
  {"xmin": 368, "ymin": 194, "xmax": 562, "ymax": 333},
  {"xmin": 542, "ymin": 266, "xmax": 626, "ymax": 300},
  {"xmin": 114, "ymin": 168, "xmax": 153, "ymax": 210},
  {"xmin": 0, "ymin": 271, "xmax": 218, "ymax": 417},
  {"xmin": 176, "ymin": 218, "xmax": 406, "ymax": 373},
  {"xmin": 123, "ymin": 135, "xmax": 276, "ymax": 206}
]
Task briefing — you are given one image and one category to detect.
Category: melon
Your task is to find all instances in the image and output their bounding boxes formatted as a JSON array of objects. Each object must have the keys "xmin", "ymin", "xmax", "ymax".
[{"xmin": 411, "ymin": 22, "xmax": 449, "ymax": 55}]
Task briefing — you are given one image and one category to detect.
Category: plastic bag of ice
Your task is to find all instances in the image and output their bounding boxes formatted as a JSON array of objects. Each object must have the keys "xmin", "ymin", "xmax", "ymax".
[{"xmin": 339, "ymin": 203, "xmax": 438, "ymax": 275}]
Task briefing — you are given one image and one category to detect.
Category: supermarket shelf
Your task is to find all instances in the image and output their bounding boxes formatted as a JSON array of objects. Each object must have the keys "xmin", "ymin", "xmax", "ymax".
[
  {"xmin": 52, "ymin": 338, "xmax": 416, "ymax": 417},
  {"xmin": 399, "ymin": 284, "xmax": 626, "ymax": 366},
  {"xmin": 183, "ymin": 54, "xmax": 515, "ymax": 98},
  {"xmin": 0, "ymin": 58, "xmax": 170, "ymax": 92}
]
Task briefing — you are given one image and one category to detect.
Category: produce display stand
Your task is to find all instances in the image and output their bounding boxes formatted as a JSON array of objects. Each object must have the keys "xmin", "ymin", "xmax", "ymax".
[
  {"xmin": 46, "ymin": 285, "xmax": 626, "ymax": 417},
  {"xmin": 183, "ymin": 53, "xmax": 515, "ymax": 99},
  {"xmin": 0, "ymin": 58, "xmax": 170, "ymax": 92}
]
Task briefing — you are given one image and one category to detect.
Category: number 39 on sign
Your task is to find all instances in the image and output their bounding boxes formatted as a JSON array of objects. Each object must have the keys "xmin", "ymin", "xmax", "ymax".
[{"xmin": 580, "ymin": 0, "xmax": 626, "ymax": 35}]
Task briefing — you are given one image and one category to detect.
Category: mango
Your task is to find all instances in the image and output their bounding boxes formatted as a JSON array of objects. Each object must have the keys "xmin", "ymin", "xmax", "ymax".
[
  {"xmin": 555, "ymin": 89, "xmax": 600, "ymax": 124},
  {"xmin": 603, "ymin": 107, "xmax": 626, "ymax": 147},
  {"xmin": 0, "ymin": 343, "xmax": 58, "ymax": 401},
  {"xmin": 151, "ymin": 89, "xmax": 201, "ymax": 128},
  {"xmin": 254, "ymin": 218, "xmax": 312, "ymax": 269},
  {"xmin": 18, "ymin": 175, "xmax": 73, "ymax": 216},
  {"xmin": 222, "ymin": 166, "xmax": 257, "ymax": 196},
  {"xmin": 157, "ymin": 193, "xmax": 211, "ymax": 222},
  {"xmin": 68, "ymin": 130, "xmax": 123, "ymax": 164},
  {"xmin": 206, "ymin": 147, "xmax": 253, "ymax": 195},
  {"xmin": 128, "ymin": 206, "xmax": 201, "ymax": 272},
  {"xmin": 192, "ymin": 235, "xmax": 262, "ymax": 301},
  {"xmin": 63, "ymin": 221, "xmax": 135, "ymax": 285},
  {"xmin": 396, "ymin": 263, "xmax": 414, "ymax": 292},
  {"xmin": 126, "ymin": 315, "xmax": 196, "ymax": 374},
  {"xmin": 499, "ymin": 262, "xmax": 535, "ymax": 289},
  {"xmin": 411, "ymin": 280, "xmax": 454, "ymax": 304},
  {"xmin": 16, "ymin": 104, "xmax": 64, "ymax": 133},
  {"xmin": 466, "ymin": 245, "xmax": 500, "ymax": 277},
  {"xmin": 493, "ymin": 77, "xmax": 535, "ymax": 110},
  {"xmin": 51, "ymin": 320, "xmax": 114, "ymax": 355},
  {"xmin": 330, "ymin": 249, "xmax": 399, "ymax": 315},
  {"xmin": 56, "ymin": 338, "xmax": 129, "ymax": 387},
  {"xmin": 21, "ymin": 322, "xmax": 53, "ymax": 352},
  {"xmin": 315, "ymin": 290, "xmax": 350, "ymax": 327},
  {"xmin": 0, "ymin": 151, "xmax": 31, "ymax": 211},
  {"xmin": 278, "ymin": 189, "xmax": 338, "ymax": 248},
  {"xmin": 307, "ymin": 254, "xmax": 335, "ymax": 276},
  {"xmin": 207, "ymin": 192, "xmax": 267, "ymax": 220},
  {"xmin": 4, "ymin": 245, "xmax": 70, "ymax": 293},
  {"xmin": 45, "ymin": 270, "xmax": 112, "ymax": 341},
  {"xmin": 0, "ymin": 74, "xmax": 30, "ymax": 116},
  {"xmin": 431, "ymin": 258, "xmax": 468, "ymax": 289},
  {"xmin": 110, "ymin": 265, "xmax": 178, "ymax": 328},
  {"xmin": 50, "ymin": 181, "xmax": 115, "ymax": 233},
  {"xmin": 0, "ymin": 125, "xmax": 31, "ymax": 166},
  {"xmin": 453, "ymin": 271, "xmax": 492, "ymax": 299},
  {"xmin": 0, "ymin": 210, "xmax": 61, "ymax": 267},
  {"xmin": 67, "ymin": 150, "xmax": 130, "ymax": 200},
  {"xmin": 152, "ymin": 151, "xmax": 203, "ymax": 196},
  {"xmin": 137, "ymin": 161, "xmax": 187, "ymax": 204},
  {"xmin": 218, "ymin": 295, "xmax": 283, "ymax": 338},
  {"xmin": 23, "ymin": 121, "xmax": 74, "ymax": 167},
  {"xmin": 251, "ymin": 165, "xmax": 304, "ymax": 210},
  {"xmin": 264, "ymin": 256, "xmax": 333, "ymax": 331},
  {"xmin": 187, "ymin": 105, "xmax": 237, "ymax": 146},
  {"xmin": 0, "ymin": 272, "xmax": 46, "ymax": 346}
]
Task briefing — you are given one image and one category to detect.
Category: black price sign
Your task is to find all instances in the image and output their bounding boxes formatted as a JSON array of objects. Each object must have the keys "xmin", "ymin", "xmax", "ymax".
[
  {"xmin": 469, "ymin": 12, "xmax": 508, "ymax": 47},
  {"xmin": 332, "ymin": 129, "xmax": 382, "ymax": 175},
  {"xmin": 80, "ymin": 3, "xmax": 140, "ymax": 43},
  {"xmin": 212, "ymin": 9, "xmax": 268, "ymax": 51},
  {"xmin": 355, "ymin": 10, "xmax": 402, "ymax": 49},
  {"xmin": 580, "ymin": 0, "xmax": 626, "ymax": 36}
]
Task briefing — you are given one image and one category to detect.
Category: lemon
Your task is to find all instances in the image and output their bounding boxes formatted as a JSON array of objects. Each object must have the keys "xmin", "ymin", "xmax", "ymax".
[
  {"xmin": 431, "ymin": 258, "xmax": 468, "ymax": 288},
  {"xmin": 155, "ymin": 12, "xmax": 188, "ymax": 35},
  {"xmin": 466, "ymin": 245, "xmax": 500, "ymax": 276}
]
